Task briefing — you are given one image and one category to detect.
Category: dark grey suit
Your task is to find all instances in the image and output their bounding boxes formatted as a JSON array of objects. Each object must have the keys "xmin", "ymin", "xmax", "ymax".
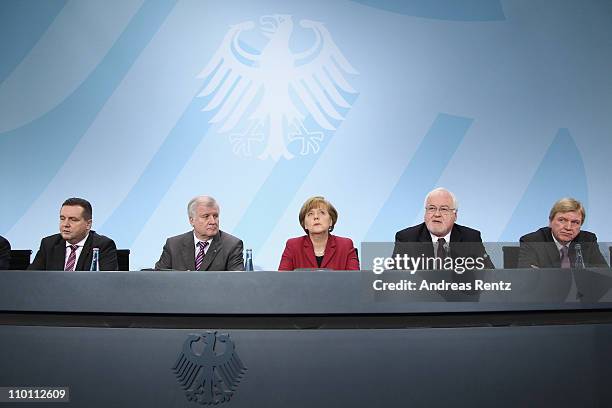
[
  {"xmin": 155, "ymin": 230, "xmax": 244, "ymax": 271},
  {"xmin": 518, "ymin": 227, "xmax": 608, "ymax": 268}
]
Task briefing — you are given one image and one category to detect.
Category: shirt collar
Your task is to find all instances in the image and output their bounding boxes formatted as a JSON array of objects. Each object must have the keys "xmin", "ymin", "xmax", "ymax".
[
  {"xmin": 66, "ymin": 233, "xmax": 89, "ymax": 248},
  {"xmin": 429, "ymin": 231, "xmax": 451, "ymax": 244},
  {"xmin": 551, "ymin": 233, "xmax": 571, "ymax": 251},
  {"xmin": 193, "ymin": 232, "xmax": 212, "ymax": 247}
]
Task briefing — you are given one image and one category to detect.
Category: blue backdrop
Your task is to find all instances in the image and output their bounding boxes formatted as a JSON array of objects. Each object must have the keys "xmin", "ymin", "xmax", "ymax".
[{"xmin": 1, "ymin": 0, "xmax": 611, "ymax": 270}]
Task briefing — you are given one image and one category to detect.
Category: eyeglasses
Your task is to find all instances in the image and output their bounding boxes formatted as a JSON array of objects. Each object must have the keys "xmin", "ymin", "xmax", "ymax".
[{"xmin": 425, "ymin": 206, "xmax": 456, "ymax": 216}]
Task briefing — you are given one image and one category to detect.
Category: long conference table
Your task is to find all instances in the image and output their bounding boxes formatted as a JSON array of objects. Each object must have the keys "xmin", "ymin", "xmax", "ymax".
[{"xmin": 1, "ymin": 269, "xmax": 612, "ymax": 407}]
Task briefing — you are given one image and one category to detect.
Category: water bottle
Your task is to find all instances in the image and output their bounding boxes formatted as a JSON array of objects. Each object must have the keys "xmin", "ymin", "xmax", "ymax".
[
  {"xmin": 574, "ymin": 244, "xmax": 585, "ymax": 269},
  {"xmin": 90, "ymin": 248, "xmax": 100, "ymax": 271},
  {"xmin": 245, "ymin": 249, "xmax": 254, "ymax": 271}
]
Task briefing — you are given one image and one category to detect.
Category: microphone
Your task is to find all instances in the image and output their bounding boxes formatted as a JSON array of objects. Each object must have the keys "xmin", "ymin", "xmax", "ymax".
[{"xmin": 574, "ymin": 244, "xmax": 585, "ymax": 269}]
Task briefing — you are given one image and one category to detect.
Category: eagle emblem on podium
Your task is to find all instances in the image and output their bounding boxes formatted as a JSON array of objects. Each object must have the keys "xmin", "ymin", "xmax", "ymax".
[{"xmin": 173, "ymin": 331, "xmax": 247, "ymax": 405}]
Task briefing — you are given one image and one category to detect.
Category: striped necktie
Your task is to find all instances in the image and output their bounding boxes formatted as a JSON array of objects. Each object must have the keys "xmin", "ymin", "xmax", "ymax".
[
  {"xmin": 195, "ymin": 241, "xmax": 209, "ymax": 271},
  {"xmin": 65, "ymin": 244, "xmax": 79, "ymax": 271}
]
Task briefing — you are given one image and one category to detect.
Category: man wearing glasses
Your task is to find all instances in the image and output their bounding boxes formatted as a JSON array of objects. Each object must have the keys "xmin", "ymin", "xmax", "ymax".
[
  {"xmin": 518, "ymin": 198, "xmax": 607, "ymax": 268},
  {"xmin": 393, "ymin": 187, "xmax": 494, "ymax": 270}
]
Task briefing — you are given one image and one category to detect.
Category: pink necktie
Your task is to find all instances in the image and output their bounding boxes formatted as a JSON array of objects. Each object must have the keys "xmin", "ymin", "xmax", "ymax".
[
  {"xmin": 195, "ymin": 241, "xmax": 209, "ymax": 271},
  {"xmin": 560, "ymin": 246, "xmax": 571, "ymax": 268},
  {"xmin": 65, "ymin": 244, "xmax": 78, "ymax": 271}
]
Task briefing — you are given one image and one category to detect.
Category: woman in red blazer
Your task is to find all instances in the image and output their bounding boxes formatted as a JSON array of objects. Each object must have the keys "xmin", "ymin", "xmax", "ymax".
[{"xmin": 278, "ymin": 196, "xmax": 360, "ymax": 271}]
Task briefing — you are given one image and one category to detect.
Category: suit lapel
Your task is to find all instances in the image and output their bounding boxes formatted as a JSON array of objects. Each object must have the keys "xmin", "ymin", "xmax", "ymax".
[
  {"xmin": 542, "ymin": 228, "xmax": 562, "ymax": 268},
  {"xmin": 320, "ymin": 235, "xmax": 337, "ymax": 269},
  {"xmin": 200, "ymin": 235, "xmax": 220, "ymax": 271},
  {"xmin": 545, "ymin": 244, "xmax": 561, "ymax": 267},
  {"xmin": 52, "ymin": 239, "xmax": 67, "ymax": 271},
  {"xmin": 302, "ymin": 237, "xmax": 318, "ymax": 268},
  {"xmin": 418, "ymin": 224, "xmax": 433, "ymax": 243},
  {"xmin": 450, "ymin": 225, "xmax": 462, "ymax": 243},
  {"xmin": 75, "ymin": 233, "xmax": 93, "ymax": 271},
  {"xmin": 182, "ymin": 233, "xmax": 196, "ymax": 271},
  {"xmin": 449, "ymin": 225, "xmax": 463, "ymax": 258},
  {"xmin": 418, "ymin": 224, "xmax": 435, "ymax": 258}
]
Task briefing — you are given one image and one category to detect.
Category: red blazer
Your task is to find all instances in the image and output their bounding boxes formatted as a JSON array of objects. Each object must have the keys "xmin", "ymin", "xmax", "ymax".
[{"xmin": 278, "ymin": 234, "xmax": 360, "ymax": 271}]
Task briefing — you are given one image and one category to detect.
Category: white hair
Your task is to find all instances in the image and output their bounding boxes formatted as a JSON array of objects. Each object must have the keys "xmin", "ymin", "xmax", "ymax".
[
  {"xmin": 187, "ymin": 195, "xmax": 219, "ymax": 219},
  {"xmin": 424, "ymin": 187, "xmax": 458, "ymax": 210}
]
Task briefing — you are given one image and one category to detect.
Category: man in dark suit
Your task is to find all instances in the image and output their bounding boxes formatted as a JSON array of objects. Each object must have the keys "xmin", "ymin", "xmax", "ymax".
[
  {"xmin": 0, "ymin": 235, "xmax": 10, "ymax": 270},
  {"xmin": 155, "ymin": 196, "xmax": 244, "ymax": 271},
  {"xmin": 394, "ymin": 188, "xmax": 494, "ymax": 270},
  {"xmin": 29, "ymin": 198, "xmax": 118, "ymax": 271},
  {"xmin": 518, "ymin": 198, "xmax": 607, "ymax": 268}
]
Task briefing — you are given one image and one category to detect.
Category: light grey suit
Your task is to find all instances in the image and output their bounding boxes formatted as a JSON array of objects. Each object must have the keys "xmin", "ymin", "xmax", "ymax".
[{"xmin": 155, "ymin": 230, "xmax": 244, "ymax": 271}]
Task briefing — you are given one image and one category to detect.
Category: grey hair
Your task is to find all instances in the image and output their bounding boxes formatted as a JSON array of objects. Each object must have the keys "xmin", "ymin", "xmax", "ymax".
[
  {"xmin": 424, "ymin": 187, "xmax": 458, "ymax": 210},
  {"xmin": 187, "ymin": 196, "xmax": 219, "ymax": 219}
]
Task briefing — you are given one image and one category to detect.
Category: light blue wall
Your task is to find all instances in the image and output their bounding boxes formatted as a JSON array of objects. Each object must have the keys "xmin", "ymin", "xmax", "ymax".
[{"xmin": 1, "ymin": 0, "xmax": 611, "ymax": 270}]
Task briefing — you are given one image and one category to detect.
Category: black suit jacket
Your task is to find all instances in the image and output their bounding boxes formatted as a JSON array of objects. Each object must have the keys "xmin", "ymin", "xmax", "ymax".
[
  {"xmin": 155, "ymin": 230, "xmax": 244, "ymax": 271},
  {"xmin": 0, "ymin": 235, "xmax": 10, "ymax": 270},
  {"xmin": 394, "ymin": 222, "xmax": 495, "ymax": 269},
  {"xmin": 28, "ymin": 231, "xmax": 118, "ymax": 271},
  {"xmin": 518, "ymin": 227, "xmax": 608, "ymax": 268}
]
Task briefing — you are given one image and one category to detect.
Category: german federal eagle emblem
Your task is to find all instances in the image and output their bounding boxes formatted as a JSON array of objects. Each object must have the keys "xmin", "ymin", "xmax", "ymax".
[
  {"xmin": 197, "ymin": 14, "xmax": 358, "ymax": 161},
  {"xmin": 173, "ymin": 331, "xmax": 247, "ymax": 405}
]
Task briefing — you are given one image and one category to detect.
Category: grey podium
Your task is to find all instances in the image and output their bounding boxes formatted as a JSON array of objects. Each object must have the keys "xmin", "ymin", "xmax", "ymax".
[{"xmin": 1, "ymin": 269, "xmax": 611, "ymax": 407}]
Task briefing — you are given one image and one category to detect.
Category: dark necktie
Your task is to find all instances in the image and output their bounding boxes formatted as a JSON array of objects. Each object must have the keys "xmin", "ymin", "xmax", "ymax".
[
  {"xmin": 560, "ymin": 246, "xmax": 571, "ymax": 269},
  {"xmin": 437, "ymin": 238, "xmax": 449, "ymax": 260},
  {"xmin": 195, "ymin": 241, "xmax": 209, "ymax": 271},
  {"xmin": 65, "ymin": 244, "xmax": 78, "ymax": 271}
]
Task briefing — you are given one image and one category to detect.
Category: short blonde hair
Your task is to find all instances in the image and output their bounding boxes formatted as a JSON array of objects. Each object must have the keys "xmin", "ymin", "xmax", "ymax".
[
  {"xmin": 549, "ymin": 197, "xmax": 585, "ymax": 224},
  {"xmin": 298, "ymin": 196, "xmax": 338, "ymax": 233}
]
